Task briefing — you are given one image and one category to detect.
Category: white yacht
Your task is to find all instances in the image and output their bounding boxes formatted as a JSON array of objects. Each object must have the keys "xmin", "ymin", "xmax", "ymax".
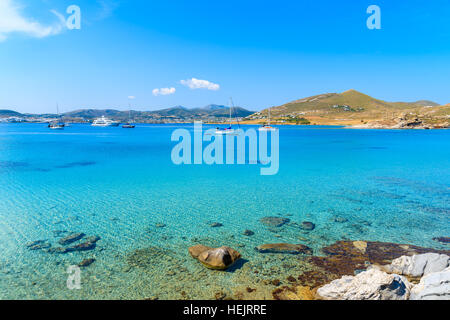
[{"xmin": 92, "ymin": 116, "xmax": 120, "ymax": 127}]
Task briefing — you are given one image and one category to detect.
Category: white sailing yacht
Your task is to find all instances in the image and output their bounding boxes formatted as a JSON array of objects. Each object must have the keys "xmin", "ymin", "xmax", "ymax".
[
  {"xmin": 258, "ymin": 107, "xmax": 277, "ymax": 131},
  {"xmin": 122, "ymin": 108, "xmax": 135, "ymax": 128},
  {"xmin": 215, "ymin": 98, "xmax": 239, "ymax": 135},
  {"xmin": 48, "ymin": 104, "xmax": 65, "ymax": 130}
]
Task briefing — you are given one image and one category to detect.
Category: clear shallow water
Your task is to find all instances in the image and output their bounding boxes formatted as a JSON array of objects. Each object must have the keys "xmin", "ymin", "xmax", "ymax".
[{"xmin": 0, "ymin": 123, "xmax": 449, "ymax": 299}]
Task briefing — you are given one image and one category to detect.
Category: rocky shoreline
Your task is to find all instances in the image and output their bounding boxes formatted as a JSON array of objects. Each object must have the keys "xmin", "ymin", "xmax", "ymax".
[
  {"xmin": 23, "ymin": 216, "xmax": 449, "ymax": 300},
  {"xmin": 347, "ymin": 116, "xmax": 449, "ymax": 129},
  {"xmin": 186, "ymin": 239, "xmax": 450, "ymax": 300},
  {"xmin": 317, "ymin": 253, "xmax": 449, "ymax": 300}
]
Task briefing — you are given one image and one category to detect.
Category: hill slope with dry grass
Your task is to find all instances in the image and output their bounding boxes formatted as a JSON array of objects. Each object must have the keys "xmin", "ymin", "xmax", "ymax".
[{"xmin": 245, "ymin": 90, "xmax": 449, "ymax": 128}]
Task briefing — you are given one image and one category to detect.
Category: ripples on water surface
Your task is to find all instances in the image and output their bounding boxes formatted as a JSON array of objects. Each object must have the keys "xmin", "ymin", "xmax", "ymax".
[{"xmin": 0, "ymin": 124, "xmax": 449, "ymax": 299}]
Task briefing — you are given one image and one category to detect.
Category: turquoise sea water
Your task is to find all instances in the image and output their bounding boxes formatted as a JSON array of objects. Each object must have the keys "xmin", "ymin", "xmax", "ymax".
[{"xmin": 0, "ymin": 123, "xmax": 449, "ymax": 299}]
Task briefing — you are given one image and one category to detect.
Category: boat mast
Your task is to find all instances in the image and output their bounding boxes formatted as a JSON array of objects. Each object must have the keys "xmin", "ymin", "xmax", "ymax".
[
  {"xmin": 128, "ymin": 102, "xmax": 131, "ymax": 123},
  {"xmin": 229, "ymin": 98, "xmax": 232, "ymax": 128},
  {"xmin": 56, "ymin": 103, "xmax": 63, "ymax": 122}
]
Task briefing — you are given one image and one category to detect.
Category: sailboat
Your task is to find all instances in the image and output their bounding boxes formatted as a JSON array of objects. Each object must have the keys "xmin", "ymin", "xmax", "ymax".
[
  {"xmin": 215, "ymin": 98, "xmax": 239, "ymax": 135},
  {"xmin": 48, "ymin": 104, "xmax": 65, "ymax": 130},
  {"xmin": 258, "ymin": 107, "xmax": 277, "ymax": 131},
  {"xmin": 122, "ymin": 110, "xmax": 135, "ymax": 128}
]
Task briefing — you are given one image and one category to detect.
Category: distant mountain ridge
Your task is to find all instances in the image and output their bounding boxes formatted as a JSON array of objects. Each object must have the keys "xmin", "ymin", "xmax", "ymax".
[
  {"xmin": 0, "ymin": 109, "xmax": 23, "ymax": 117},
  {"xmin": 0, "ymin": 104, "xmax": 254, "ymax": 121}
]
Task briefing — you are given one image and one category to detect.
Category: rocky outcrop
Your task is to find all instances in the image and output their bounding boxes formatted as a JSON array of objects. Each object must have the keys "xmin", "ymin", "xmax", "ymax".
[
  {"xmin": 188, "ymin": 245, "xmax": 211, "ymax": 259},
  {"xmin": 384, "ymin": 253, "xmax": 450, "ymax": 277},
  {"xmin": 317, "ymin": 266, "xmax": 411, "ymax": 300},
  {"xmin": 300, "ymin": 240, "xmax": 450, "ymax": 288},
  {"xmin": 255, "ymin": 243, "xmax": 313, "ymax": 255},
  {"xmin": 316, "ymin": 253, "xmax": 450, "ymax": 300},
  {"xmin": 189, "ymin": 245, "xmax": 241, "ymax": 270},
  {"xmin": 410, "ymin": 266, "xmax": 450, "ymax": 300}
]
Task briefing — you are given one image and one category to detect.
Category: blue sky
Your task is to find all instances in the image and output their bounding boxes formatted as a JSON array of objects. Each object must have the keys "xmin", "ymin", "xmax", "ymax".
[{"xmin": 1, "ymin": 0, "xmax": 450, "ymax": 113}]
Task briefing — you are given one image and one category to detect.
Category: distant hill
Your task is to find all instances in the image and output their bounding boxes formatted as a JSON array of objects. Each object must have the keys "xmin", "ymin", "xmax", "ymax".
[
  {"xmin": 247, "ymin": 90, "xmax": 448, "ymax": 128},
  {"xmin": 0, "ymin": 110, "xmax": 23, "ymax": 118},
  {"xmin": 266, "ymin": 90, "xmax": 438, "ymax": 116},
  {"xmin": 412, "ymin": 100, "xmax": 440, "ymax": 107},
  {"xmin": 202, "ymin": 104, "xmax": 228, "ymax": 111},
  {"xmin": 64, "ymin": 109, "xmax": 123, "ymax": 118},
  {"xmin": 61, "ymin": 105, "xmax": 254, "ymax": 121}
]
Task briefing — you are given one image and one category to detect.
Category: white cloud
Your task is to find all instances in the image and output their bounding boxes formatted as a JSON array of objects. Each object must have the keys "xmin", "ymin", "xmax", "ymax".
[
  {"xmin": 180, "ymin": 78, "xmax": 220, "ymax": 91},
  {"xmin": 0, "ymin": 0, "xmax": 65, "ymax": 42},
  {"xmin": 152, "ymin": 87, "xmax": 176, "ymax": 96},
  {"xmin": 128, "ymin": 96, "xmax": 136, "ymax": 100}
]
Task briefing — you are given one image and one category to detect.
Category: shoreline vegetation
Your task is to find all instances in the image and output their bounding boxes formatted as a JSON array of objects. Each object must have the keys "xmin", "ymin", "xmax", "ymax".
[{"xmin": 1, "ymin": 90, "xmax": 448, "ymax": 129}]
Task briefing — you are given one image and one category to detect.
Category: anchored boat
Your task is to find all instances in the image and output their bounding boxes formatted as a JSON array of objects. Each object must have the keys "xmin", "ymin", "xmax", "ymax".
[
  {"xmin": 48, "ymin": 104, "xmax": 65, "ymax": 130},
  {"xmin": 258, "ymin": 107, "xmax": 277, "ymax": 132},
  {"xmin": 92, "ymin": 116, "xmax": 120, "ymax": 127},
  {"xmin": 215, "ymin": 98, "xmax": 240, "ymax": 135}
]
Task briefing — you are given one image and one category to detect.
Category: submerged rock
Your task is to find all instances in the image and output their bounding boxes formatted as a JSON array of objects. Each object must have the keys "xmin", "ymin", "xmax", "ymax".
[
  {"xmin": 433, "ymin": 237, "xmax": 450, "ymax": 244},
  {"xmin": 209, "ymin": 222, "xmax": 223, "ymax": 228},
  {"xmin": 155, "ymin": 223, "xmax": 166, "ymax": 228},
  {"xmin": 333, "ymin": 216, "xmax": 348, "ymax": 223},
  {"xmin": 300, "ymin": 221, "xmax": 315, "ymax": 231},
  {"xmin": 255, "ymin": 243, "xmax": 313, "ymax": 255},
  {"xmin": 26, "ymin": 240, "xmax": 51, "ymax": 251},
  {"xmin": 410, "ymin": 266, "xmax": 450, "ymax": 300},
  {"xmin": 384, "ymin": 253, "xmax": 450, "ymax": 278},
  {"xmin": 58, "ymin": 232, "xmax": 85, "ymax": 246},
  {"xmin": 189, "ymin": 245, "xmax": 241, "ymax": 270},
  {"xmin": 242, "ymin": 230, "xmax": 255, "ymax": 236},
  {"xmin": 188, "ymin": 245, "xmax": 212, "ymax": 259},
  {"xmin": 68, "ymin": 236, "xmax": 100, "ymax": 252},
  {"xmin": 317, "ymin": 266, "xmax": 411, "ymax": 300},
  {"xmin": 127, "ymin": 246, "xmax": 172, "ymax": 269},
  {"xmin": 260, "ymin": 217, "xmax": 290, "ymax": 227},
  {"xmin": 46, "ymin": 247, "xmax": 68, "ymax": 254},
  {"xmin": 69, "ymin": 241, "xmax": 96, "ymax": 251},
  {"xmin": 79, "ymin": 258, "xmax": 96, "ymax": 267}
]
